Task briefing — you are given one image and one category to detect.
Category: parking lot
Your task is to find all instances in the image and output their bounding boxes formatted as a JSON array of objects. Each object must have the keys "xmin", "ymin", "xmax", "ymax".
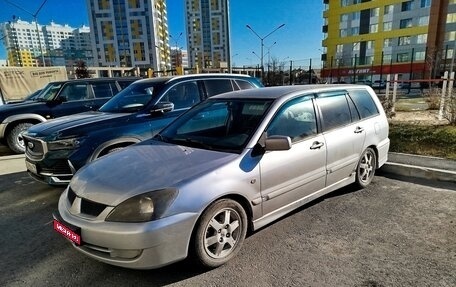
[{"xmin": 0, "ymin": 162, "xmax": 455, "ymax": 286}]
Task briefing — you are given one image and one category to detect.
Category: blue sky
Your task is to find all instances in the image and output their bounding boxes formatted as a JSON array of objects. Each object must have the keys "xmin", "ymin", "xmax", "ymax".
[{"xmin": 0, "ymin": 0, "xmax": 324, "ymax": 67}]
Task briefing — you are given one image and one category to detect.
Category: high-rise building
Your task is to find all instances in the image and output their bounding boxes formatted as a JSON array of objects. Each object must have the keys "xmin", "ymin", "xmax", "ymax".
[
  {"xmin": 0, "ymin": 19, "xmax": 92, "ymax": 67},
  {"xmin": 185, "ymin": 0, "xmax": 231, "ymax": 70},
  {"xmin": 321, "ymin": 0, "xmax": 455, "ymax": 83},
  {"xmin": 86, "ymin": 0, "xmax": 170, "ymax": 71}
]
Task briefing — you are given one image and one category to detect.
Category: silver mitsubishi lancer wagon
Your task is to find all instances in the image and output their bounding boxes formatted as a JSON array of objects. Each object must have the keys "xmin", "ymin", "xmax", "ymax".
[{"xmin": 53, "ymin": 85, "xmax": 390, "ymax": 269}]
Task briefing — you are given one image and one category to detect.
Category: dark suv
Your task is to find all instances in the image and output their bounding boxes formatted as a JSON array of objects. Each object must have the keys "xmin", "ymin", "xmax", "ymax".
[
  {"xmin": 23, "ymin": 73, "xmax": 263, "ymax": 185},
  {"xmin": 0, "ymin": 77, "xmax": 138, "ymax": 153}
]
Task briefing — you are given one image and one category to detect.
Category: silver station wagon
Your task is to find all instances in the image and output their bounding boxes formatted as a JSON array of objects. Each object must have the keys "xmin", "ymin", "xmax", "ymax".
[{"xmin": 54, "ymin": 85, "xmax": 390, "ymax": 269}]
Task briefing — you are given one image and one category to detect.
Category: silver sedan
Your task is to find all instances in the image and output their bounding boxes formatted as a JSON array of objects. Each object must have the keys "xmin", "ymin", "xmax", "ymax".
[{"xmin": 54, "ymin": 85, "xmax": 390, "ymax": 269}]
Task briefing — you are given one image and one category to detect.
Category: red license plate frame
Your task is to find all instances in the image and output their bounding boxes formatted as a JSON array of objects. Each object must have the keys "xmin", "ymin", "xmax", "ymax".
[{"xmin": 53, "ymin": 219, "xmax": 81, "ymax": 245}]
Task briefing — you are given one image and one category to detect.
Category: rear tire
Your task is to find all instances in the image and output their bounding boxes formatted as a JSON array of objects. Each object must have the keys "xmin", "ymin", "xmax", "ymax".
[
  {"xmin": 355, "ymin": 147, "xmax": 377, "ymax": 188},
  {"xmin": 6, "ymin": 122, "xmax": 34, "ymax": 154},
  {"xmin": 192, "ymin": 199, "xmax": 247, "ymax": 268}
]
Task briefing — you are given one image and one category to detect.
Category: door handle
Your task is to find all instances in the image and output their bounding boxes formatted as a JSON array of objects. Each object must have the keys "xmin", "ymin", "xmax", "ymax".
[
  {"xmin": 310, "ymin": 141, "xmax": 324, "ymax": 150},
  {"xmin": 354, "ymin": 126, "xmax": 364, "ymax": 133}
]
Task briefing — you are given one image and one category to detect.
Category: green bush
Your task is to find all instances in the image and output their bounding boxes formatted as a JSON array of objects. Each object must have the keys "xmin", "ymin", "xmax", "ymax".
[{"xmin": 389, "ymin": 123, "xmax": 456, "ymax": 160}]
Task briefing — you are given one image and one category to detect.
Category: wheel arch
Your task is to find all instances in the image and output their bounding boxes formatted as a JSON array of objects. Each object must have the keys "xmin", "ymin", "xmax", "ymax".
[
  {"xmin": 88, "ymin": 137, "xmax": 142, "ymax": 162},
  {"xmin": 1, "ymin": 114, "xmax": 46, "ymax": 138}
]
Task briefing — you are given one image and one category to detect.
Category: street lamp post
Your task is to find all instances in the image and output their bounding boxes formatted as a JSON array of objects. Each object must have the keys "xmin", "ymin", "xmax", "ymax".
[
  {"xmin": 3, "ymin": 0, "xmax": 48, "ymax": 67},
  {"xmin": 246, "ymin": 23, "xmax": 285, "ymax": 82}
]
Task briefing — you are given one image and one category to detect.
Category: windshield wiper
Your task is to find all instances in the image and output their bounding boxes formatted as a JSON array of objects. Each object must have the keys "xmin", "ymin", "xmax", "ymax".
[{"xmin": 173, "ymin": 137, "xmax": 213, "ymax": 150}]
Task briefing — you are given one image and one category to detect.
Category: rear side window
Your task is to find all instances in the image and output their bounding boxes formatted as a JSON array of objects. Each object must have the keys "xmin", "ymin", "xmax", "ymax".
[
  {"xmin": 59, "ymin": 83, "xmax": 89, "ymax": 101},
  {"xmin": 234, "ymin": 79, "xmax": 256, "ymax": 90},
  {"xmin": 317, "ymin": 92, "xmax": 352, "ymax": 132},
  {"xmin": 204, "ymin": 79, "xmax": 234, "ymax": 96},
  {"xmin": 348, "ymin": 89, "xmax": 379, "ymax": 119},
  {"xmin": 92, "ymin": 82, "xmax": 117, "ymax": 98}
]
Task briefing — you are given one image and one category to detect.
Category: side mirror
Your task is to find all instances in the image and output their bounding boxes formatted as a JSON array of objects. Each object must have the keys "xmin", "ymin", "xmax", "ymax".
[
  {"xmin": 264, "ymin": 135, "xmax": 292, "ymax": 151},
  {"xmin": 151, "ymin": 102, "xmax": 174, "ymax": 114}
]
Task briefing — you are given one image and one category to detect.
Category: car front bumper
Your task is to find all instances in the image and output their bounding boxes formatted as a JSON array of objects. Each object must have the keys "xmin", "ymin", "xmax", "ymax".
[{"xmin": 56, "ymin": 189, "xmax": 199, "ymax": 269}]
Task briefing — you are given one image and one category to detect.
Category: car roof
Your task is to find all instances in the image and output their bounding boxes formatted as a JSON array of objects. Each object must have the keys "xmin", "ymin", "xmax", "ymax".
[
  {"xmin": 46, "ymin": 77, "xmax": 140, "ymax": 85},
  {"xmin": 212, "ymin": 84, "xmax": 371, "ymax": 100},
  {"xmin": 133, "ymin": 73, "xmax": 255, "ymax": 85}
]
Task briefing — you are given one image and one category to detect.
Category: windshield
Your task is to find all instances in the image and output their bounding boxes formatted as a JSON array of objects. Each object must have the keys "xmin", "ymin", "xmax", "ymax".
[
  {"xmin": 34, "ymin": 82, "xmax": 63, "ymax": 101},
  {"xmin": 99, "ymin": 80, "xmax": 166, "ymax": 113},
  {"xmin": 155, "ymin": 98, "xmax": 273, "ymax": 153}
]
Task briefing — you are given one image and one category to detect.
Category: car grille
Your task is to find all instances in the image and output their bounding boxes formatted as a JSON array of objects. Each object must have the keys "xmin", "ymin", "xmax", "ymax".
[
  {"xmin": 40, "ymin": 160, "xmax": 72, "ymax": 175},
  {"xmin": 24, "ymin": 136, "xmax": 45, "ymax": 160},
  {"xmin": 68, "ymin": 187, "xmax": 108, "ymax": 217}
]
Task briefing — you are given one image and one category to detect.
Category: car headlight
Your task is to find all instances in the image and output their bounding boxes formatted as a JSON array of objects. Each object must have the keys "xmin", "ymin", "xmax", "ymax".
[
  {"xmin": 47, "ymin": 137, "xmax": 84, "ymax": 151},
  {"xmin": 106, "ymin": 188, "xmax": 178, "ymax": 222}
]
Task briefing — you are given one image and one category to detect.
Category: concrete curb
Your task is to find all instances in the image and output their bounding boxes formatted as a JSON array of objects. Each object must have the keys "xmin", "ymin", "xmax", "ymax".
[
  {"xmin": 380, "ymin": 162, "xmax": 456, "ymax": 184},
  {"xmin": 0, "ymin": 154, "xmax": 26, "ymax": 176}
]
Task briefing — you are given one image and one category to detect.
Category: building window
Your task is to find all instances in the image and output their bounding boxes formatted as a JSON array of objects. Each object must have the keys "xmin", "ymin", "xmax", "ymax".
[
  {"xmin": 336, "ymin": 44, "xmax": 344, "ymax": 53},
  {"xmin": 397, "ymin": 53, "xmax": 410, "ymax": 62},
  {"xmin": 351, "ymin": 27, "xmax": 359, "ymax": 35},
  {"xmin": 398, "ymin": 36, "xmax": 411, "ymax": 46},
  {"xmin": 341, "ymin": 0, "xmax": 350, "ymax": 7},
  {"xmin": 402, "ymin": 1, "xmax": 412, "ymax": 11},
  {"xmin": 383, "ymin": 21, "xmax": 392, "ymax": 31},
  {"xmin": 383, "ymin": 54, "xmax": 392, "ymax": 63},
  {"xmin": 370, "ymin": 7, "xmax": 379, "ymax": 17},
  {"xmin": 415, "ymin": 51, "xmax": 425, "ymax": 61},
  {"xmin": 352, "ymin": 11, "xmax": 360, "ymax": 20},
  {"xmin": 400, "ymin": 18, "xmax": 413, "ymax": 28},
  {"xmin": 445, "ymin": 31, "xmax": 456, "ymax": 41},
  {"xmin": 341, "ymin": 13, "xmax": 349, "ymax": 22},
  {"xmin": 353, "ymin": 42, "xmax": 360, "ymax": 51},
  {"xmin": 419, "ymin": 16, "xmax": 429, "ymax": 26},
  {"xmin": 340, "ymin": 29, "xmax": 348, "ymax": 37},
  {"xmin": 366, "ymin": 40, "xmax": 375, "ymax": 49},
  {"xmin": 369, "ymin": 24, "xmax": 378, "ymax": 33},
  {"xmin": 416, "ymin": 34, "xmax": 427, "ymax": 44},
  {"xmin": 421, "ymin": 0, "xmax": 431, "ymax": 8},
  {"xmin": 384, "ymin": 38, "xmax": 393, "ymax": 47},
  {"xmin": 447, "ymin": 13, "xmax": 456, "ymax": 23},
  {"xmin": 364, "ymin": 56, "xmax": 374, "ymax": 65}
]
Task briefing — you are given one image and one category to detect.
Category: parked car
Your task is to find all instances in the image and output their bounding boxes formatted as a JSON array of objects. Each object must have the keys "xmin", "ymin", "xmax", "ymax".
[
  {"xmin": 0, "ymin": 77, "xmax": 138, "ymax": 153},
  {"xmin": 355, "ymin": 80, "xmax": 372, "ymax": 86},
  {"xmin": 24, "ymin": 74, "xmax": 263, "ymax": 185},
  {"xmin": 53, "ymin": 84, "xmax": 390, "ymax": 269},
  {"xmin": 372, "ymin": 80, "xmax": 386, "ymax": 89}
]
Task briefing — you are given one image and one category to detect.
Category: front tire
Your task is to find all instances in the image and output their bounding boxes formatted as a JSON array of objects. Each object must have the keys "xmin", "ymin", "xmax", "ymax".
[
  {"xmin": 192, "ymin": 199, "xmax": 248, "ymax": 268},
  {"xmin": 355, "ymin": 147, "xmax": 377, "ymax": 188},
  {"xmin": 6, "ymin": 122, "xmax": 34, "ymax": 153}
]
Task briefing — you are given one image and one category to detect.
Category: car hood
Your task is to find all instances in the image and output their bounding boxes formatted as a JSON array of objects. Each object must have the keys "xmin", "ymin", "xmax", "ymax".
[
  {"xmin": 0, "ymin": 101, "xmax": 44, "ymax": 117},
  {"xmin": 70, "ymin": 140, "xmax": 238, "ymax": 206},
  {"xmin": 26, "ymin": 111, "xmax": 129, "ymax": 137}
]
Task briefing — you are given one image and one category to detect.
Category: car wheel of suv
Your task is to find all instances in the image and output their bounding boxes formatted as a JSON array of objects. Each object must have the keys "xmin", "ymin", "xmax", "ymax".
[
  {"xmin": 6, "ymin": 122, "xmax": 33, "ymax": 153},
  {"xmin": 192, "ymin": 199, "xmax": 247, "ymax": 268},
  {"xmin": 355, "ymin": 147, "xmax": 377, "ymax": 188}
]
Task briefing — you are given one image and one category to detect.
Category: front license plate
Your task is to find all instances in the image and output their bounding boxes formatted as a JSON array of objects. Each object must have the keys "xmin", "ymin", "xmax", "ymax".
[
  {"xmin": 25, "ymin": 161, "xmax": 37, "ymax": 174},
  {"xmin": 53, "ymin": 219, "xmax": 81, "ymax": 245}
]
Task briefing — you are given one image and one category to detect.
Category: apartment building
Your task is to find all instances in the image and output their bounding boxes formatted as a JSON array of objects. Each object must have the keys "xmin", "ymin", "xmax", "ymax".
[
  {"xmin": 321, "ymin": 0, "xmax": 456, "ymax": 83},
  {"xmin": 86, "ymin": 0, "xmax": 170, "ymax": 71},
  {"xmin": 0, "ymin": 20, "xmax": 93, "ymax": 67},
  {"xmin": 185, "ymin": 0, "xmax": 231, "ymax": 70}
]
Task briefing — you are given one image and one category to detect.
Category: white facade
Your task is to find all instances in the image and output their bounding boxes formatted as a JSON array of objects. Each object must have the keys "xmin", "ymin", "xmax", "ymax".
[
  {"xmin": 86, "ymin": 0, "xmax": 170, "ymax": 70},
  {"xmin": 0, "ymin": 19, "xmax": 93, "ymax": 67},
  {"xmin": 185, "ymin": 0, "xmax": 231, "ymax": 70}
]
